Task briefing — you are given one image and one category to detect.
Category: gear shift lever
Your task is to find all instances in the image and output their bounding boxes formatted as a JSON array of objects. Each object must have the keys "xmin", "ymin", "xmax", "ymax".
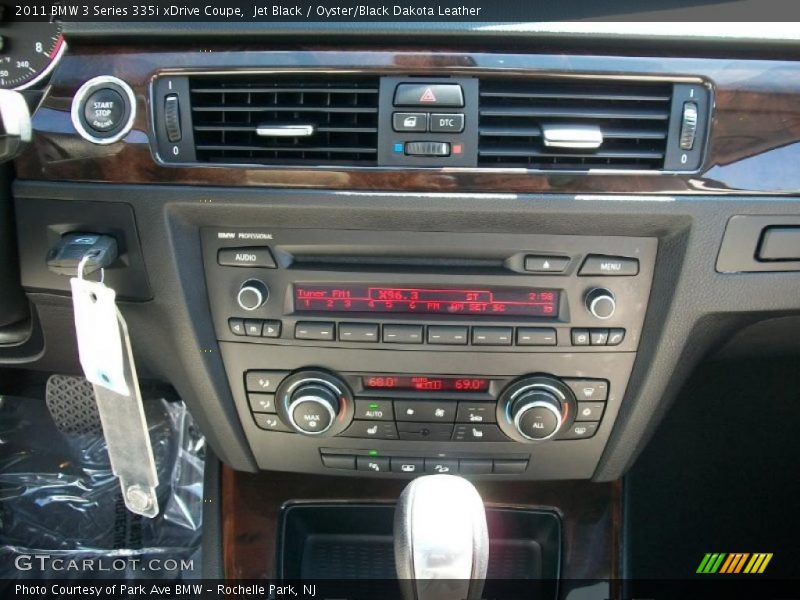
[{"xmin": 394, "ymin": 475, "xmax": 489, "ymax": 600}]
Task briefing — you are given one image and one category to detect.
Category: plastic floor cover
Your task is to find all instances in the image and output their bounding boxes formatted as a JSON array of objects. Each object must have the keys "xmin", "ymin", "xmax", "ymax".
[{"xmin": 0, "ymin": 393, "xmax": 204, "ymax": 580}]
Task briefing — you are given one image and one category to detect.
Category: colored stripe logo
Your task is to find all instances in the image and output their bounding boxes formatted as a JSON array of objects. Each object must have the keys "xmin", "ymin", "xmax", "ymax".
[{"xmin": 697, "ymin": 553, "xmax": 773, "ymax": 574}]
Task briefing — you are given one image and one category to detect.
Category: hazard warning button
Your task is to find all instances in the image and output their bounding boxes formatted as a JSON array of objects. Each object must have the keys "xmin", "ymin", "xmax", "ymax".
[{"xmin": 393, "ymin": 83, "xmax": 464, "ymax": 108}]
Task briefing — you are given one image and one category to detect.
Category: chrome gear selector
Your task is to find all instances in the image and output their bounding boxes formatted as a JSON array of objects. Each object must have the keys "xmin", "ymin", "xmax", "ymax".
[{"xmin": 394, "ymin": 475, "xmax": 489, "ymax": 600}]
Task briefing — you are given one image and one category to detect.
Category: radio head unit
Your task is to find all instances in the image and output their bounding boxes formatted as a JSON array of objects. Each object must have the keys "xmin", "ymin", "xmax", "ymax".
[{"xmin": 202, "ymin": 227, "xmax": 657, "ymax": 480}]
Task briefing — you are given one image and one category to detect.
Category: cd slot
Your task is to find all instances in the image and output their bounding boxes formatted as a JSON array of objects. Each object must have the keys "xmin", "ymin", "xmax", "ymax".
[{"xmin": 287, "ymin": 254, "xmax": 512, "ymax": 274}]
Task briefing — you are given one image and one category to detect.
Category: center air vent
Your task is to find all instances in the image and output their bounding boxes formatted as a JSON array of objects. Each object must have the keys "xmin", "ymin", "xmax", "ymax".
[
  {"xmin": 188, "ymin": 75, "xmax": 379, "ymax": 166},
  {"xmin": 478, "ymin": 79, "xmax": 674, "ymax": 170}
]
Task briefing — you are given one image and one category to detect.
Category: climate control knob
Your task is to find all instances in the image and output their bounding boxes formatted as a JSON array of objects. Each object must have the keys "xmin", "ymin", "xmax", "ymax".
[
  {"xmin": 287, "ymin": 383, "xmax": 340, "ymax": 434},
  {"xmin": 585, "ymin": 288, "xmax": 616, "ymax": 320},
  {"xmin": 510, "ymin": 388, "xmax": 563, "ymax": 441},
  {"xmin": 237, "ymin": 279, "xmax": 269, "ymax": 311},
  {"xmin": 275, "ymin": 370, "xmax": 353, "ymax": 437},
  {"xmin": 497, "ymin": 375, "xmax": 574, "ymax": 443}
]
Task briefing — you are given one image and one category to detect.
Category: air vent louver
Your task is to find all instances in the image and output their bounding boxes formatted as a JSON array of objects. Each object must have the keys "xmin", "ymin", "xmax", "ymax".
[
  {"xmin": 478, "ymin": 79, "xmax": 673, "ymax": 170},
  {"xmin": 189, "ymin": 75, "xmax": 379, "ymax": 166}
]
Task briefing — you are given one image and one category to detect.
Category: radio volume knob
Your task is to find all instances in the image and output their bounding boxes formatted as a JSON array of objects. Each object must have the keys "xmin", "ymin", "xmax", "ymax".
[
  {"xmin": 585, "ymin": 288, "xmax": 616, "ymax": 320},
  {"xmin": 237, "ymin": 279, "xmax": 269, "ymax": 311},
  {"xmin": 511, "ymin": 389, "xmax": 563, "ymax": 441}
]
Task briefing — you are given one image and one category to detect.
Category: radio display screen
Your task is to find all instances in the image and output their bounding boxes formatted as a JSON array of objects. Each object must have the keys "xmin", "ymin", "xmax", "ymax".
[
  {"xmin": 293, "ymin": 285, "xmax": 559, "ymax": 317},
  {"xmin": 363, "ymin": 375, "xmax": 490, "ymax": 392}
]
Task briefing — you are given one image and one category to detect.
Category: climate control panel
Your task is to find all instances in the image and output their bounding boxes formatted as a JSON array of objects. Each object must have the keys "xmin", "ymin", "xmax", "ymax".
[{"xmin": 246, "ymin": 369, "xmax": 608, "ymax": 445}]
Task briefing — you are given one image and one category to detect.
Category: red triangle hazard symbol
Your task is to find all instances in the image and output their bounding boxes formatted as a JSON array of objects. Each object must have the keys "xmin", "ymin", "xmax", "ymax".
[{"xmin": 419, "ymin": 87, "xmax": 437, "ymax": 102}]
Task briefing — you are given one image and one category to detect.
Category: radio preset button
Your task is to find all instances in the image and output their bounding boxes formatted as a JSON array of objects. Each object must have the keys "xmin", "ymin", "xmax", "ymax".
[
  {"xmin": 571, "ymin": 329, "xmax": 591, "ymax": 346},
  {"xmin": 395, "ymin": 400, "xmax": 457, "ymax": 422},
  {"xmin": 517, "ymin": 327, "xmax": 557, "ymax": 346},
  {"xmin": 398, "ymin": 422, "xmax": 454, "ymax": 441},
  {"xmin": 383, "ymin": 324, "xmax": 424, "ymax": 344},
  {"xmin": 564, "ymin": 379, "xmax": 609, "ymax": 401},
  {"xmin": 472, "ymin": 326, "xmax": 512, "ymax": 346},
  {"xmin": 343, "ymin": 421, "xmax": 398, "ymax": 440},
  {"xmin": 295, "ymin": 321, "xmax": 335, "ymax": 341},
  {"xmin": 453, "ymin": 424, "xmax": 508, "ymax": 442},
  {"xmin": 427, "ymin": 325, "xmax": 468, "ymax": 345},
  {"xmin": 217, "ymin": 247, "xmax": 277, "ymax": 268},
  {"xmin": 338, "ymin": 322, "xmax": 379, "ymax": 342},
  {"xmin": 354, "ymin": 399, "xmax": 394, "ymax": 421},
  {"xmin": 456, "ymin": 402, "xmax": 497, "ymax": 424},
  {"xmin": 524, "ymin": 255, "xmax": 570, "ymax": 273},
  {"xmin": 579, "ymin": 255, "xmax": 639, "ymax": 276}
]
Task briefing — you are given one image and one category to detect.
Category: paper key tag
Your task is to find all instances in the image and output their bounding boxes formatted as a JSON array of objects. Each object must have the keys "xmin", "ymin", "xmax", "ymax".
[{"xmin": 70, "ymin": 276, "xmax": 130, "ymax": 396}]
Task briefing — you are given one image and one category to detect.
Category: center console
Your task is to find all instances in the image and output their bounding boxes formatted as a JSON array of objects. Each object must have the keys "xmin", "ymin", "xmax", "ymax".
[{"xmin": 203, "ymin": 228, "xmax": 656, "ymax": 479}]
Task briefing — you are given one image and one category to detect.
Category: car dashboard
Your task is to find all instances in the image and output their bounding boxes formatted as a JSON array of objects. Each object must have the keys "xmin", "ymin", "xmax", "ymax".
[{"xmin": 2, "ymin": 19, "xmax": 800, "ymax": 585}]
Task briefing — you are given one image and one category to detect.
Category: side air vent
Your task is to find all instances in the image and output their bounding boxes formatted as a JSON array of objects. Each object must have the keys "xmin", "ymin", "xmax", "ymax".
[
  {"xmin": 478, "ymin": 79, "xmax": 674, "ymax": 170},
  {"xmin": 189, "ymin": 75, "xmax": 379, "ymax": 166}
]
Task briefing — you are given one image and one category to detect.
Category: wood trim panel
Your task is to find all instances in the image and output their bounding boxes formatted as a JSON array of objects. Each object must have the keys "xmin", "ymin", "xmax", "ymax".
[
  {"xmin": 222, "ymin": 466, "xmax": 622, "ymax": 584},
  {"xmin": 17, "ymin": 46, "xmax": 800, "ymax": 194}
]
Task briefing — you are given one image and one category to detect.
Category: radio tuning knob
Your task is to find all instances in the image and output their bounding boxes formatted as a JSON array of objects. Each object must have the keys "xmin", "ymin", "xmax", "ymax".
[
  {"xmin": 237, "ymin": 279, "xmax": 269, "ymax": 311},
  {"xmin": 585, "ymin": 288, "xmax": 616, "ymax": 320},
  {"xmin": 287, "ymin": 382, "xmax": 340, "ymax": 435},
  {"xmin": 510, "ymin": 388, "xmax": 563, "ymax": 441}
]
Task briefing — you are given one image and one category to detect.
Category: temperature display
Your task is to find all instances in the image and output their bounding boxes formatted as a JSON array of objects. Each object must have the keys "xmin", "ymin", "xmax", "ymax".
[
  {"xmin": 363, "ymin": 376, "xmax": 490, "ymax": 392},
  {"xmin": 294, "ymin": 285, "xmax": 559, "ymax": 317}
]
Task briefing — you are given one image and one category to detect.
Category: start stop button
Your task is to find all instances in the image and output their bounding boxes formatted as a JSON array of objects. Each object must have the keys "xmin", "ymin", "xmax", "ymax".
[
  {"xmin": 71, "ymin": 76, "xmax": 136, "ymax": 144},
  {"xmin": 83, "ymin": 88, "xmax": 125, "ymax": 132}
]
